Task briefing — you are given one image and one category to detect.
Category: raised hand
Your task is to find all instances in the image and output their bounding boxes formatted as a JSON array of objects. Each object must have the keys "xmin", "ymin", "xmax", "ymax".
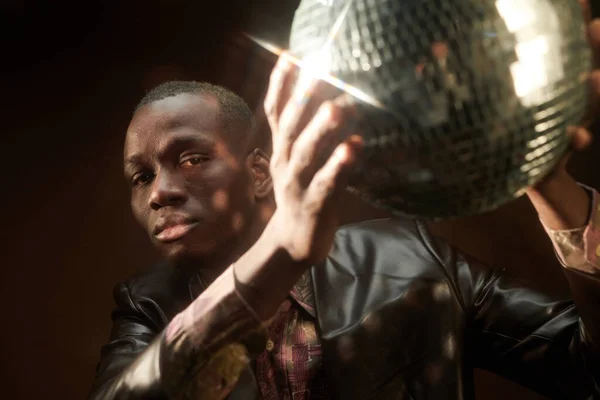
[
  {"xmin": 232, "ymin": 55, "xmax": 363, "ymax": 320},
  {"xmin": 263, "ymin": 54, "xmax": 363, "ymax": 264}
]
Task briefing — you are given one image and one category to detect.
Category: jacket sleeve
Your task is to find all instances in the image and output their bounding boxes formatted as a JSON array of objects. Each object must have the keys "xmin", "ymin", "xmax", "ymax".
[
  {"xmin": 423, "ymin": 223, "xmax": 600, "ymax": 399},
  {"xmin": 88, "ymin": 282, "xmax": 168, "ymax": 399},
  {"xmin": 88, "ymin": 267, "xmax": 267, "ymax": 400}
]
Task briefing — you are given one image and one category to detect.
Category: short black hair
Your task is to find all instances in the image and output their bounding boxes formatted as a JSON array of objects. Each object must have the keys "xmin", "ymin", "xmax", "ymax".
[{"xmin": 135, "ymin": 81, "xmax": 261, "ymax": 152}]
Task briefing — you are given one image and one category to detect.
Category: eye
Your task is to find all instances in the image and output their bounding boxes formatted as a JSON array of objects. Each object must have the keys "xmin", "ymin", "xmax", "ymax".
[
  {"xmin": 131, "ymin": 171, "xmax": 154, "ymax": 186},
  {"xmin": 180, "ymin": 154, "xmax": 210, "ymax": 168}
]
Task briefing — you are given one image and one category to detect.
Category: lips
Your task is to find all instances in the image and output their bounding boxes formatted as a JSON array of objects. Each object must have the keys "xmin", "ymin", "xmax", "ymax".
[{"xmin": 152, "ymin": 215, "xmax": 198, "ymax": 243}]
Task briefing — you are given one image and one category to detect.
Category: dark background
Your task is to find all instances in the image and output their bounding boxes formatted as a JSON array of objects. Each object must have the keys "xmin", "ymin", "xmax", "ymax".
[{"xmin": 0, "ymin": 1, "xmax": 598, "ymax": 399}]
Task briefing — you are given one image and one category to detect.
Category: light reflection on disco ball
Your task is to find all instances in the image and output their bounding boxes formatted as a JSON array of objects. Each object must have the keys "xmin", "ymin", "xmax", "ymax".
[{"xmin": 289, "ymin": 0, "xmax": 591, "ymax": 219}]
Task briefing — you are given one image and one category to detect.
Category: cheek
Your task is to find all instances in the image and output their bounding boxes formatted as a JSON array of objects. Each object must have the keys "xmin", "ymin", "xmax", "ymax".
[
  {"xmin": 211, "ymin": 189, "xmax": 230, "ymax": 211},
  {"xmin": 130, "ymin": 195, "xmax": 149, "ymax": 229},
  {"xmin": 221, "ymin": 168, "xmax": 254, "ymax": 209},
  {"xmin": 186, "ymin": 163, "xmax": 252, "ymax": 209},
  {"xmin": 184, "ymin": 171, "xmax": 217, "ymax": 206}
]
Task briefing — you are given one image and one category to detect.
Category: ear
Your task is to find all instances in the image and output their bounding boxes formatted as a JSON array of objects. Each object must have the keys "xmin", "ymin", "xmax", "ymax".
[{"xmin": 247, "ymin": 148, "xmax": 272, "ymax": 199}]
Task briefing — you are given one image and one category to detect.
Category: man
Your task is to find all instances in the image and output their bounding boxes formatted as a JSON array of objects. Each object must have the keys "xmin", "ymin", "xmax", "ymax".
[{"xmin": 89, "ymin": 7, "xmax": 600, "ymax": 400}]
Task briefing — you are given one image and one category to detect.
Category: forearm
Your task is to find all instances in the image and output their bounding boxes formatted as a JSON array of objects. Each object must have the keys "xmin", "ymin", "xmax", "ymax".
[
  {"xmin": 531, "ymin": 180, "xmax": 600, "ymax": 350},
  {"xmin": 161, "ymin": 267, "xmax": 267, "ymax": 399},
  {"xmin": 88, "ymin": 271, "xmax": 268, "ymax": 400},
  {"xmin": 163, "ymin": 217, "xmax": 309, "ymax": 398}
]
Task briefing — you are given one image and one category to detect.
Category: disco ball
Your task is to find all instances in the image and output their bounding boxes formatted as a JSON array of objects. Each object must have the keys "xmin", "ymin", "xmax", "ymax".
[{"xmin": 289, "ymin": 0, "xmax": 591, "ymax": 219}]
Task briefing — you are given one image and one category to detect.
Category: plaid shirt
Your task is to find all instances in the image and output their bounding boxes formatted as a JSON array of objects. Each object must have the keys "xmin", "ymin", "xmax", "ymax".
[{"xmin": 254, "ymin": 272, "xmax": 329, "ymax": 400}]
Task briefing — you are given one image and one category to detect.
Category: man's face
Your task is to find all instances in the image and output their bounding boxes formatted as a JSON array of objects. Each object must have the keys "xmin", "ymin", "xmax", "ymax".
[{"xmin": 124, "ymin": 93, "xmax": 257, "ymax": 261}]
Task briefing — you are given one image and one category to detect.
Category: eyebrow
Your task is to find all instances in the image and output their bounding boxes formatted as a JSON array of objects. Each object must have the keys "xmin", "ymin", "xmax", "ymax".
[
  {"xmin": 123, "ymin": 155, "xmax": 146, "ymax": 180},
  {"xmin": 124, "ymin": 155, "xmax": 144, "ymax": 172},
  {"xmin": 161, "ymin": 134, "xmax": 216, "ymax": 153}
]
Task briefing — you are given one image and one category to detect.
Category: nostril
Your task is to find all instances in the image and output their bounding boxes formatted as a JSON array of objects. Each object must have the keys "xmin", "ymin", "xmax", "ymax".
[{"xmin": 150, "ymin": 200, "xmax": 162, "ymax": 211}]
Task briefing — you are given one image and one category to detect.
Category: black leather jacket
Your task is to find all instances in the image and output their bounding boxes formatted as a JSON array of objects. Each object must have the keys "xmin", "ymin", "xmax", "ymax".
[{"xmin": 89, "ymin": 218, "xmax": 600, "ymax": 399}]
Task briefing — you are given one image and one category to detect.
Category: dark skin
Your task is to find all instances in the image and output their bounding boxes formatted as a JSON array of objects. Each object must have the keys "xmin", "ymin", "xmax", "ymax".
[
  {"xmin": 124, "ymin": 84, "xmax": 364, "ymax": 321},
  {"xmin": 124, "ymin": 93, "xmax": 275, "ymax": 283}
]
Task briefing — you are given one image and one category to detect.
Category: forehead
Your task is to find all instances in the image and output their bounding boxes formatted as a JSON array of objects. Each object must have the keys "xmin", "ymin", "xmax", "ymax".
[{"xmin": 124, "ymin": 93, "xmax": 224, "ymax": 160}]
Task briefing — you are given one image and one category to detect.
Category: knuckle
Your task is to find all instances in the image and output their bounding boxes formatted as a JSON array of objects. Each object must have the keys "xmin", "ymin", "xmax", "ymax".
[
  {"xmin": 297, "ymin": 154, "xmax": 312, "ymax": 169},
  {"xmin": 264, "ymin": 99, "xmax": 276, "ymax": 118},
  {"xmin": 266, "ymin": 116, "xmax": 278, "ymax": 134},
  {"xmin": 270, "ymin": 154, "xmax": 282, "ymax": 168},
  {"xmin": 290, "ymin": 142, "xmax": 313, "ymax": 167},
  {"xmin": 271, "ymin": 152, "xmax": 290, "ymax": 169},
  {"xmin": 318, "ymin": 101, "xmax": 342, "ymax": 126},
  {"xmin": 281, "ymin": 175, "xmax": 298, "ymax": 193}
]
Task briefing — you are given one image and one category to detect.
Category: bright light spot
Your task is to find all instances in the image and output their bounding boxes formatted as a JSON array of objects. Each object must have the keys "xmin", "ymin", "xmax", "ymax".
[
  {"xmin": 244, "ymin": 0, "xmax": 385, "ymax": 110},
  {"xmin": 496, "ymin": 0, "xmax": 564, "ymax": 107},
  {"xmin": 212, "ymin": 190, "xmax": 229, "ymax": 211},
  {"xmin": 496, "ymin": 0, "xmax": 537, "ymax": 32},
  {"xmin": 295, "ymin": 47, "xmax": 333, "ymax": 93},
  {"xmin": 510, "ymin": 37, "xmax": 550, "ymax": 98},
  {"xmin": 432, "ymin": 283, "xmax": 450, "ymax": 301},
  {"xmin": 444, "ymin": 334, "xmax": 456, "ymax": 358}
]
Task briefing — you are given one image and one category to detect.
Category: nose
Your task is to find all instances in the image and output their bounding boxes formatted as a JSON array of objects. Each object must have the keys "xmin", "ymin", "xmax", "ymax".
[{"xmin": 148, "ymin": 169, "xmax": 187, "ymax": 210}]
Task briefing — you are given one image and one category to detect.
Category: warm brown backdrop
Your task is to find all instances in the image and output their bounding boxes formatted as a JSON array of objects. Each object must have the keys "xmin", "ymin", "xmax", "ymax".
[{"xmin": 1, "ymin": 1, "xmax": 598, "ymax": 399}]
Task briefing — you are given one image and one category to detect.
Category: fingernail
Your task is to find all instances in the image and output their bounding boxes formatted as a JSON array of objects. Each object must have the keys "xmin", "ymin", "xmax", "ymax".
[
  {"xmin": 319, "ymin": 102, "xmax": 341, "ymax": 124},
  {"xmin": 349, "ymin": 135, "xmax": 364, "ymax": 148},
  {"xmin": 335, "ymin": 143, "xmax": 351, "ymax": 161}
]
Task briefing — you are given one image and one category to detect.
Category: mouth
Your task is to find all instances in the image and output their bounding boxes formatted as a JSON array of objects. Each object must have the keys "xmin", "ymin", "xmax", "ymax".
[{"xmin": 153, "ymin": 217, "xmax": 199, "ymax": 243}]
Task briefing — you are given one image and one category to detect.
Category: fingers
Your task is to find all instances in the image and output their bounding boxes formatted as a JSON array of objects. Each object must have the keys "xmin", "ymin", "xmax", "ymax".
[
  {"xmin": 589, "ymin": 17, "xmax": 600, "ymax": 46},
  {"xmin": 265, "ymin": 52, "xmax": 333, "ymax": 164},
  {"xmin": 589, "ymin": 18, "xmax": 600, "ymax": 68},
  {"xmin": 581, "ymin": 0, "xmax": 600, "ymax": 68},
  {"xmin": 588, "ymin": 68, "xmax": 600, "ymax": 114},
  {"xmin": 580, "ymin": 0, "xmax": 592, "ymax": 25},
  {"xmin": 568, "ymin": 126, "xmax": 593, "ymax": 151},
  {"xmin": 555, "ymin": 126, "xmax": 593, "ymax": 172},
  {"xmin": 287, "ymin": 101, "xmax": 351, "ymax": 186},
  {"xmin": 580, "ymin": 69, "xmax": 600, "ymax": 128},
  {"xmin": 276, "ymin": 75, "xmax": 328, "ymax": 160},
  {"xmin": 579, "ymin": 0, "xmax": 600, "ymax": 127},
  {"xmin": 264, "ymin": 53, "xmax": 297, "ymax": 134},
  {"xmin": 304, "ymin": 136, "xmax": 363, "ymax": 214},
  {"xmin": 265, "ymin": 52, "xmax": 363, "ymax": 217}
]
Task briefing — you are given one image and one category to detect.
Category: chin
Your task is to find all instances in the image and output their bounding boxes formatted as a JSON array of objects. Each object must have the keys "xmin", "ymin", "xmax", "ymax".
[{"xmin": 158, "ymin": 238, "xmax": 219, "ymax": 263}]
